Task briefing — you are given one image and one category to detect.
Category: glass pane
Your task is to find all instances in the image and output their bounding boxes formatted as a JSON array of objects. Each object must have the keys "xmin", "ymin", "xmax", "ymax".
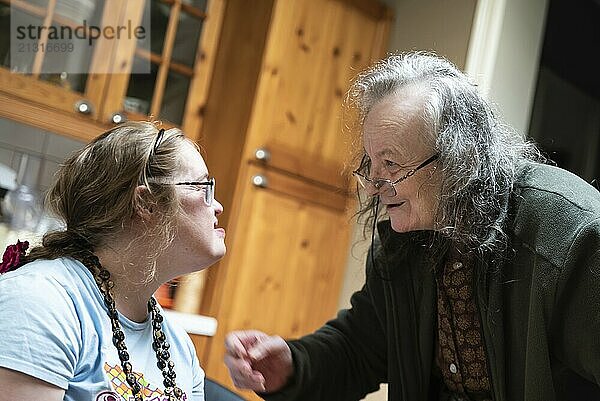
[
  {"xmin": 124, "ymin": 58, "xmax": 158, "ymax": 115},
  {"xmin": 39, "ymin": 20, "xmax": 94, "ymax": 92},
  {"xmin": 137, "ymin": 0, "xmax": 170, "ymax": 56},
  {"xmin": 6, "ymin": 8, "xmax": 45, "ymax": 73},
  {"xmin": 0, "ymin": 3, "xmax": 10, "ymax": 69},
  {"xmin": 185, "ymin": 0, "xmax": 208, "ymax": 12},
  {"xmin": 54, "ymin": 0, "xmax": 98, "ymax": 25},
  {"xmin": 39, "ymin": 71, "xmax": 90, "ymax": 93},
  {"xmin": 160, "ymin": 69, "xmax": 190, "ymax": 125},
  {"xmin": 171, "ymin": 9, "xmax": 204, "ymax": 67},
  {"xmin": 12, "ymin": 0, "xmax": 51, "ymax": 9}
]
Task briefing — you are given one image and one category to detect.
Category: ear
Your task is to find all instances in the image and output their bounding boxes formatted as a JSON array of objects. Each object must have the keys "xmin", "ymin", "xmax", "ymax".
[{"xmin": 134, "ymin": 185, "xmax": 156, "ymax": 221}]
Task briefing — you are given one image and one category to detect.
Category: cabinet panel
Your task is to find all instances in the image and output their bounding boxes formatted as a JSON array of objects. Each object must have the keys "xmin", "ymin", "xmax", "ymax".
[
  {"xmin": 0, "ymin": 0, "xmax": 225, "ymax": 140},
  {"xmin": 243, "ymin": 0, "xmax": 391, "ymax": 189},
  {"xmin": 0, "ymin": 92, "xmax": 108, "ymax": 142},
  {"xmin": 202, "ymin": 165, "xmax": 353, "ymax": 391}
]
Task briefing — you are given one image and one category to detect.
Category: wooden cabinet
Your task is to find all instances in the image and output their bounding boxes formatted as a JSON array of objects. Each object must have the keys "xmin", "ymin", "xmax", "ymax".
[
  {"xmin": 242, "ymin": 0, "xmax": 390, "ymax": 189},
  {"xmin": 0, "ymin": 0, "xmax": 224, "ymax": 142},
  {"xmin": 209, "ymin": 165, "xmax": 351, "ymax": 336},
  {"xmin": 196, "ymin": 0, "xmax": 391, "ymax": 394}
]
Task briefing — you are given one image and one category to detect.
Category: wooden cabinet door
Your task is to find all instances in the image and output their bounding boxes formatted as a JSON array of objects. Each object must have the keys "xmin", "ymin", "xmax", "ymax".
[
  {"xmin": 201, "ymin": 164, "xmax": 353, "ymax": 392},
  {"xmin": 242, "ymin": 0, "xmax": 391, "ymax": 189}
]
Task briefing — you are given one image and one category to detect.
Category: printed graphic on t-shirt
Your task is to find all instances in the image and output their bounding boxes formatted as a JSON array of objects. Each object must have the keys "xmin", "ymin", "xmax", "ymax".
[{"xmin": 95, "ymin": 362, "xmax": 188, "ymax": 401}]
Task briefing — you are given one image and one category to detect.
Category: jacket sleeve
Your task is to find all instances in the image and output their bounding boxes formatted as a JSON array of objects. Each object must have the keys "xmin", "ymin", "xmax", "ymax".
[
  {"xmin": 263, "ymin": 249, "xmax": 388, "ymax": 401},
  {"xmin": 552, "ymin": 217, "xmax": 600, "ymax": 386}
]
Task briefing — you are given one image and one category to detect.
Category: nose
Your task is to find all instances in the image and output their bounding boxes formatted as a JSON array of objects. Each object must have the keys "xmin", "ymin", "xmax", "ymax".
[{"xmin": 213, "ymin": 199, "xmax": 224, "ymax": 215}]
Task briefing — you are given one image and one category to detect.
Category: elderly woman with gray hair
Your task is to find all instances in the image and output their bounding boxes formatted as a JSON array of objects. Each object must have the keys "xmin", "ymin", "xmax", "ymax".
[{"xmin": 224, "ymin": 52, "xmax": 600, "ymax": 401}]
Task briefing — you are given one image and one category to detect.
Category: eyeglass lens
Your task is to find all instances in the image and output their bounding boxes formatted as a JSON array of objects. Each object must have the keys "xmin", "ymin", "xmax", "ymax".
[
  {"xmin": 373, "ymin": 180, "xmax": 395, "ymax": 197},
  {"xmin": 356, "ymin": 175, "xmax": 396, "ymax": 198},
  {"xmin": 204, "ymin": 179, "xmax": 215, "ymax": 206}
]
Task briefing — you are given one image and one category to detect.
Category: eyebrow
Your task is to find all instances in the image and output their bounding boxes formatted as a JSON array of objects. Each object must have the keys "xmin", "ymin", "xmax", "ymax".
[{"xmin": 375, "ymin": 148, "xmax": 398, "ymax": 158}]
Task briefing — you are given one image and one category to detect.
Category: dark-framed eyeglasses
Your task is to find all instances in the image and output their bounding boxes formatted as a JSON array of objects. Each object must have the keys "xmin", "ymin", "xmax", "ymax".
[
  {"xmin": 174, "ymin": 177, "xmax": 215, "ymax": 206},
  {"xmin": 353, "ymin": 153, "xmax": 439, "ymax": 197}
]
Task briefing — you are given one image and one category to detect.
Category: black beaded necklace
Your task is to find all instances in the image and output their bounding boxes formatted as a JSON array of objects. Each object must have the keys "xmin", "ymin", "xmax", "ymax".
[{"xmin": 83, "ymin": 253, "xmax": 183, "ymax": 401}]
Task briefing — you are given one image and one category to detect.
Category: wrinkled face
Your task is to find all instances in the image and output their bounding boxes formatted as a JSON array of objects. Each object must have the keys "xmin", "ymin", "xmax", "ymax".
[
  {"xmin": 166, "ymin": 142, "xmax": 226, "ymax": 274},
  {"xmin": 362, "ymin": 88, "xmax": 441, "ymax": 233}
]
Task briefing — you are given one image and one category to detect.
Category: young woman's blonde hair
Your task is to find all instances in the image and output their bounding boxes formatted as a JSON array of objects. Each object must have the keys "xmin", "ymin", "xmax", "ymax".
[{"xmin": 25, "ymin": 121, "xmax": 192, "ymax": 279}]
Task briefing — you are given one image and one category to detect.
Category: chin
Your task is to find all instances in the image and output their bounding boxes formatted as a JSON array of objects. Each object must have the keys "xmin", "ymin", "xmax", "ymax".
[
  {"xmin": 184, "ymin": 245, "xmax": 226, "ymax": 273},
  {"xmin": 388, "ymin": 210, "xmax": 412, "ymax": 233},
  {"xmin": 207, "ymin": 243, "xmax": 227, "ymax": 264},
  {"xmin": 390, "ymin": 220, "xmax": 413, "ymax": 233},
  {"xmin": 389, "ymin": 215, "xmax": 429, "ymax": 233},
  {"xmin": 216, "ymin": 240, "xmax": 227, "ymax": 256}
]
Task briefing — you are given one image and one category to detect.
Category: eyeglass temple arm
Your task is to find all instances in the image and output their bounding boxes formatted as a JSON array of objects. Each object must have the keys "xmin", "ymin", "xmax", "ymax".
[
  {"xmin": 415, "ymin": 153, "xmax": 439, "ymax": 170},
  {"xmin": 175, "ymin": 180, "xmax": 214, "ymax": 186}
]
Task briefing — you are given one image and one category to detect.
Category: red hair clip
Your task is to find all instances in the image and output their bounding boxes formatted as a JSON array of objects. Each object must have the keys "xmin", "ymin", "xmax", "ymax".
[{"xmin": 0, "ymin": 240, "xmax": 29, "ymax": 274}]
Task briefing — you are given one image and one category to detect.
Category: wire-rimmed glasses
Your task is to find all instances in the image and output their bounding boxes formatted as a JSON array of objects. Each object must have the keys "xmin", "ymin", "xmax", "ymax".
[{"xmin": 353, "ymin": 153, "xmax": 439, "ymax": 197}]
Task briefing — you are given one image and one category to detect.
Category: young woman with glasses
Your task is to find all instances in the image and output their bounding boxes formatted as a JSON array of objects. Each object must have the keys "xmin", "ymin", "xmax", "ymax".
[
  {"xmin": 0, "ymin": 121, "xmax": 225, "ymax": 401},
  {"xmin": 223, "ymin": 52, "xmax": 600, "ymax": 401}
]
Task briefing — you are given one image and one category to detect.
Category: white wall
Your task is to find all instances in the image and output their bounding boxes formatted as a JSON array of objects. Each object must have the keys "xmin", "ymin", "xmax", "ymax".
[
  {"xmin": 386, "ymin": 0, "xmax": 478, "ymax": 69},
  {"xmin": 467, "ymin": 0, "xmax": 549, "ymax": 134}
]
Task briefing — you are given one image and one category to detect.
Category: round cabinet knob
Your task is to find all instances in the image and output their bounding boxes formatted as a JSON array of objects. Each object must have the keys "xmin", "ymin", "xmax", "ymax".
[
  {"xmin": 74, "ymin": 100, "xmax": 93, "ymax": 115},
  {"xmin": 110, "ymin": 112, "xmax": 127, "ymax": 124},
  {"xmin": 251, "ymin": 175, "xmax": 268, "ymax": 188},
  {"xmin": 254, "ymin": 148, "xmax": 271, "ymax": 162}
]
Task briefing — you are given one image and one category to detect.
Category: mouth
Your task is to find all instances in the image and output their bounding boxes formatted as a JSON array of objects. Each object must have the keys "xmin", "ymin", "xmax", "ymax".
[
  {"xmin": 386, "ymin": 201, "xmax": 405, "ymax": 210},
  {"xmin": 214, "ymin": 221, "xmax": 226, "ymax": 238}
]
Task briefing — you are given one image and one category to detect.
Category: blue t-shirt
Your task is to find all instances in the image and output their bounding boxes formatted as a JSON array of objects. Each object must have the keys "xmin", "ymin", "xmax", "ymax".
[{"xmin": 0, "ymin": 257, "xmax": 204, "ymax": 401}]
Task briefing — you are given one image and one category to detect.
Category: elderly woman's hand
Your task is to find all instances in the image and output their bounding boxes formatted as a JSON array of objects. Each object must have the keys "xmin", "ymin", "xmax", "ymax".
[{"xmin": 224, "ymin": 330, "xmax": 293, "ymax": 393}]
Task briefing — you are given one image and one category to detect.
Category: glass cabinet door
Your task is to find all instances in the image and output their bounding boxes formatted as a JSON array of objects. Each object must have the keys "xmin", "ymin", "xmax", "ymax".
[
  {"xmin": 107, "ymin": 0, "xmax": 224, "ymax": 137},
  {"xmin": 124, "ymin": 0, "xmax": 204, "ymax": 126},
  {"xmin": 0, "ymin": 0, "xmax": 113, "ymax": 119},
  {"xmin": 0, "ymin": 0, "xmax": 224, "ymax": 138}
]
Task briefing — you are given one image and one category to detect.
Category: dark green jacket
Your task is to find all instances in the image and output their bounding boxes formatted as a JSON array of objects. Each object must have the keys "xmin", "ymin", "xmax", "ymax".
[{"xmin": 267, "ymin": 164, "xmax": 600, "ymax": 401}]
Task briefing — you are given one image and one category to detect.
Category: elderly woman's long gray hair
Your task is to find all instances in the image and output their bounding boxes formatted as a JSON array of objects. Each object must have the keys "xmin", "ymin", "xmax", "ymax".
[{"xmin": 348, "ymin": 52, "xmax": 543, "ymax": 256}]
